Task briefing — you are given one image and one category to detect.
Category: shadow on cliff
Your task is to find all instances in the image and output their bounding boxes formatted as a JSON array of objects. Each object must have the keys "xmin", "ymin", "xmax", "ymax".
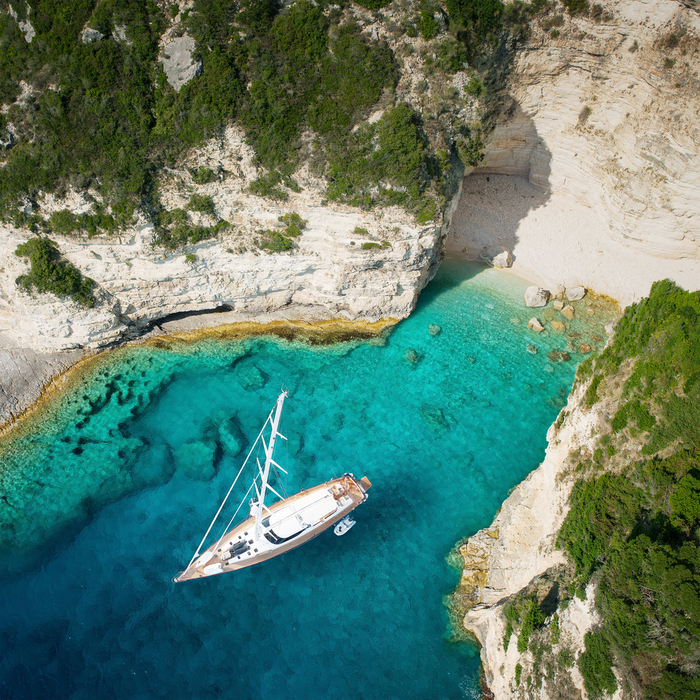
[{"xmin": 446, "ymin": 99, "xmax": 553, "ymax": 268}]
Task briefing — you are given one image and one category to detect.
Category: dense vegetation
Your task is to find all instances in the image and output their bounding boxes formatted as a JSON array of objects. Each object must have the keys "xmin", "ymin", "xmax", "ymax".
[
  {"xmin": 1, "ymin": 0, "xmax": 545, "ymax": 240},
  {"xmin": 556, "ymin": 281, "xmax": 700, "ymax": 699},
  {"xmin": 15, "ymin": 237, "xmax": 96, "ymax": 306}
]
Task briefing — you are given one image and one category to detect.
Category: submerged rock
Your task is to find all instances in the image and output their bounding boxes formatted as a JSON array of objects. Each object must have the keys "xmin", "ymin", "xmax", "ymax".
[
  {"xmin": 238, "ymin": 362, "xmax": 266, "ymax": 391},
  {"xmin": 526, "ymin": 344, "xmax": 538, "ymax": 355},
  {"xmin": 561, "ymin": 305, "xmax": 575, "ymax": 320},
  {"xmin": 525, "ymin": 287, "xmax": 550, "ymax": 307},
  {"xmin": 579, "ymin": 344, "xmax": 592, "ymax": 354},
  {"xmin": 175, "ymin": 441, "xmax": 217, "ymax": 481},
  {"xmin": 527, "ymin": 318, "xmax": 544, "ymax": 333},
  {"xmin": 553, "ymin": 300, "xmax": 564, "ymax": 311},
  {"xmin": 420, "ymin": 404, "xmax": 452, "ymax": 432},
  {"xmin": 547, "ymin": 350, "xmax": 571, "ymax": 362},
  {"xmin": 429, "ymin": 324, "xmax": 442, "ymax": 337},
  {"xmin": 550, "ymin": 320, "xmax": 565, "ymax": 333},
  {"xmin": 404, "ymin": 348, "xmax": 420, "ymax": 366}
]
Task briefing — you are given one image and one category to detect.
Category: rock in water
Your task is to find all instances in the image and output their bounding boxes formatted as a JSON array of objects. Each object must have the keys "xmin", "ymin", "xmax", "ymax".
[
  {"xmin": 561, "ymin": 305, "xmax": 575, "ymax": 320},
  {"xmin": 524, "ymin": 287, "xmax": 550, "ymax": 307},
  {"xmin": 565, "ymin": 286, "xmax": 586, "ymax": 301},
  {"xmin": 547, "ymin": 350, "xmax": 571, "ymax": 362},
  {"xmin": 579, "ymin": 344, "xmax": 592, "ymax": 354},
  {"xmin": 480, "ymin": 246, "xmax": 512, "ymax": 268},
  {"xmin": 553, "ymin": 300, "xmax": 564, "ymax": 310},
  {"xmin": 429, "ymin": 324, "xmax": 442, "ymax": 337},
  {"xmin": 550, "ymin": 320, "xmax": 565, "ymax": 333},
  {"xmin": 527, "ymin": 318, "xmax": 544, "ymax": 333},
  {"xmin": 420, "ymin": 404, "xmax": 452, "ymax": 431},
  {"xmin": 238, "ymin": 362, "xmax": 266, "ymax": 390},
  {"xmin": 404, "ymin": 348, "xmax": 420, "ymax": 366},
  {"xmin": 175, "ymin": 441, "xmax": 217, "ymax": 481},
  {"xmin": 526, "ymin": 344, "xmax": 538, "ymax": 355}
]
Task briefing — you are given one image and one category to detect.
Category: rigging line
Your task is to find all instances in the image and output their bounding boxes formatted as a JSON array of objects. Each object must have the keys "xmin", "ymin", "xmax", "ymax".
[
  {"xmin": 183, "ymin": 405, "xmax": 276, "ymax": 572},
  {"xmin": 213, "ymin": 479, "xmax": 257, "ymax": 553}
]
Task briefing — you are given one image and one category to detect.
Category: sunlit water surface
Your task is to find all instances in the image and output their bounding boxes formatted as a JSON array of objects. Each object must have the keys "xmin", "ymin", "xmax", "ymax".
[{"xmin": 0, "ymin": 260, "xmax": 611, "ymax": 699}]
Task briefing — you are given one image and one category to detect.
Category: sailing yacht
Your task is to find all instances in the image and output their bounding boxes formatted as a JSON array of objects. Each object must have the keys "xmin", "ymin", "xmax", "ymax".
[{"xmin": 175, "ymin": 391, "xmax": 371, "ymax": 582}]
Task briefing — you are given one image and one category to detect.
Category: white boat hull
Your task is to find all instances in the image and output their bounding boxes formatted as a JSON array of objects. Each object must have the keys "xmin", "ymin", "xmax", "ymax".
[{"xmin": 175, "ymin": 474, "xmax": 370, "ymax": 581}]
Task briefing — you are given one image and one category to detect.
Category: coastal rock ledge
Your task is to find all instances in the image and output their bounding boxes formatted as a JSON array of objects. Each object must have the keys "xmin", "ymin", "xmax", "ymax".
[{"xmin": 455, "ymin": 379, "xmax": 605, "ymax": 699}]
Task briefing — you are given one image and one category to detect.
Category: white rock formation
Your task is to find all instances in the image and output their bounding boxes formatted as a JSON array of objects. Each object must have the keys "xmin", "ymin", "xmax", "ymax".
[
  {"xmin": 81, "ymin": 27, "xmax": 105, "ymax": 44},
  {"xmin": 459, "ymin": 378, "xmax": 608, "ymax": 699},
  {"xmin": 448, "ymin": 0, "xmax": 700, "ymax": 305},
  {"xmin": 8, "ymin": 3, "xmax": 35, "ymax": 43},
  {"xmin": 524, "ymin": 286, "xmax": 550, "ymax": 307},
  {"xmin": 480, "ymin": 245, "xmax": 512, "ymax": 268},
  {"xmin": 566, "ymin": 286, "xmax": 587, "ymax": 302},
  {"xmin": 160, "ymin": 34, "xmax": 203, "ymax": 92},
  {"xmin": 0, "ymin": 126, "xmax": 445, "ymax": 353}
]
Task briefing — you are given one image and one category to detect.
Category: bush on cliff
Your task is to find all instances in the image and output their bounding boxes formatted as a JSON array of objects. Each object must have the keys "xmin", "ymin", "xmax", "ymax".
[
  {"xmin": 15, "ymin": 238, "xmax": 96, "ymax": 307},
  {"xmin": 557, "ymin": 280, "xmax": 700, "ymax": 698}
]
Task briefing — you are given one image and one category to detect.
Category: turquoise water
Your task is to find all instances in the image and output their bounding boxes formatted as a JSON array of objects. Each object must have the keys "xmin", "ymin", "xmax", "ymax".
[{"xmin": 0, "ymin": 260, "xmax": 608, "ymax": 699}]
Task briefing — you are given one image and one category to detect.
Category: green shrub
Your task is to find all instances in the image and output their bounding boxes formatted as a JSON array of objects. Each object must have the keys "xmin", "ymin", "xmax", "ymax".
[
  {"xmin": 550, "ymin": 613, "xmax": 560, "ymax": 645},
  {"xmin": 187, "ymin": 194, "xmax": 216, "ymax": 214},
  {"xmin": 416, "ymin": 199, "xmax": 436, "ymax": 223},
  {"xmin": 417, "ymin": 5, "xmax": 440, "ymax": 41},
  {"xmin": 353, "ymin": 226, "xmax": 369, "ymax": 236},
  {"xmin": 578, "ymin": 631, "xmax": 617, "ymax": 698},
  {"xmin": 435, "ymin": 39, "xmax": 467, "ymax": 73},
  {"xmin": 517, "ymin": 599, "xmax": 545, "ymax": 653},
  {"xmin": 189, "ymin": 166, "xmax": 217, "ymax": 184},
  {"xmin": 465, "ymin": 77, "xmax": 486, "ymax": 97},
  {"xmin": 557, "ymin": 648, "xmax": 574, "ymax": 669},
  {"xmin": 258, "ymin": 229, "xmax": 294, "ymax": 252},
  {"xmin": 15, "ymin": 238, "xmax": 96, "ymax": 307},
  {"xmin": 249, "ymin": 172, "xmax": 289, "ymax": 201},
  {"xmin": 361, "ymin": 242, "xmax": 381, "ymax": 250},
  {"xmin": 562, "ymin": 0, "xmax": 589, "ymax": 16},
  {"xmin": 278, "ymin": 212, "xmax": 307, "ymax": 237},
  {"xmin": 515, "ymin": 663, "xmax": 522, "ymax": 685}
]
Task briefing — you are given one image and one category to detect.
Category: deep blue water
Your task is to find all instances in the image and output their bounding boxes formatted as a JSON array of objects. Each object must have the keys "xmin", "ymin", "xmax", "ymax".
[{"xmin": 0, "ymin": 259, "xmax": 612, "ymax": 699}]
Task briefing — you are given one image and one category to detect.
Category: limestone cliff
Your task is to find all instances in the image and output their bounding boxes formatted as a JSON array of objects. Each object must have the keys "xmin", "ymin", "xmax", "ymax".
[
  {"xmin": 449, "ymin": 0, "xmax": 700, "ymax": 305},
  {"xmin": 453, "ymin": 376, "xmax": 605, "ymax": 699},
  {"xmin": 0, "ymin": 122, "xmax": 450, "ymax": 353}
]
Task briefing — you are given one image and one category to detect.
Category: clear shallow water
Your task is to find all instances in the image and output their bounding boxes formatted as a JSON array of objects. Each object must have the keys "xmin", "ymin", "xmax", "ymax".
[{"xmin": 0, "ymin": 260, "xmax": 608, "ymax": 699}]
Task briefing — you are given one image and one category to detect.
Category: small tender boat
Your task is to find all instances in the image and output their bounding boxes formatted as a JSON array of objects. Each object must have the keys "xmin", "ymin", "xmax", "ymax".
[{"xmin": 175, "ymin": 391, "xmax": 371, "ymax": 582}]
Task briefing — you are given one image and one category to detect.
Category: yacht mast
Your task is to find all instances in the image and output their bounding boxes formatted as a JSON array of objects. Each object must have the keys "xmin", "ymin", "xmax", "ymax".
[{"xmin": 255, "ymin": 390, "xmax": 287, "ymax": 538}]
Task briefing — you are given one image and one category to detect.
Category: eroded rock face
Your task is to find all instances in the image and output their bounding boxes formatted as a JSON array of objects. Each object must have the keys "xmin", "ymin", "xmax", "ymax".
[
  {"xmin": 0, "ymin": 126, "xmax": 447, "ymax": 353},
  {"xmin": 459, "ymin": 380, "xmax": 607, "ymax": 699},
  {"xmin": 449, "ymin": 0, "xmax": 700, "ymax": 304}
]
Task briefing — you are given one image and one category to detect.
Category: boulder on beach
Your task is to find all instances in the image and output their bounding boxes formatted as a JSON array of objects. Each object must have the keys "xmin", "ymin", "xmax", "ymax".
[
  {"xmin": 525, "ymin": 287, "xmax": 550, "ymax": 307},
  {"xmin": 527, "ymin": 318, "xmax": 544, "ymax": 333},
  {"xmin": 480, "ymin": 246, "xmax": 512, "ymax": 269},
  {"xmin": 565, "ymin": 286, "xmax": 586, "ymax": 301}
]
